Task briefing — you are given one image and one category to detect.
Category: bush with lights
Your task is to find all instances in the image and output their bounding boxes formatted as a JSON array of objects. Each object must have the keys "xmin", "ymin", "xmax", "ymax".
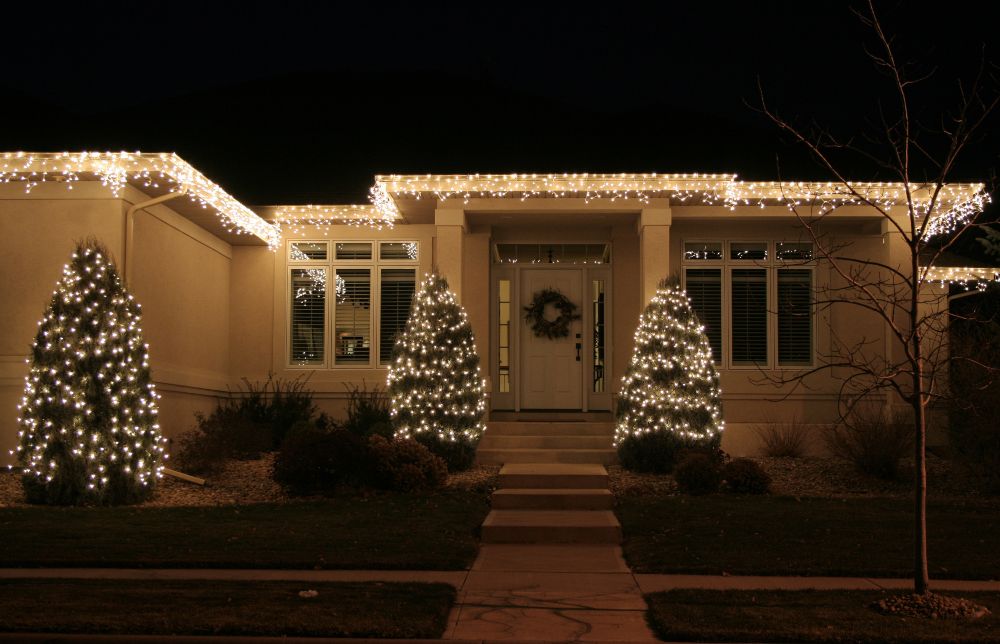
[
  {"xmin": 615, "ymin": 276, "xmax": 724, "ymax": 473},
  {"xmin": 387, "ymin": 273, "xmax": 487, "ymax": 471},
  {"xmin": 12, "ymin": 240, "xmax": 165, "ymax": 505}
]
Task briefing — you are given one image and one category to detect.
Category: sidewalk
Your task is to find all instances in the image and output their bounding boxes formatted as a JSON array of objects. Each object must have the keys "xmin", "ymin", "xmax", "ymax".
[
  {"xmin": 3, "ymin": 553, "xmax": 997, "ymax": 643},
  {"xmin": 2, "ymin": 563, "xmax": 996, "ymax": 592}
]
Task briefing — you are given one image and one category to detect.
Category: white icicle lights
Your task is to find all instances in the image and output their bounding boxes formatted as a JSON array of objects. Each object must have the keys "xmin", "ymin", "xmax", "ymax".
[
  {"xmin": 614, "ymin": 278, "xmax": 724, "ymax": 446},
  {"xmin": 387, "ymin": 273, "xmax": 487, "ymax": 446},
  {"xmin": 12, "ymin": 240, "xmax": 165, "ymax": 505}
]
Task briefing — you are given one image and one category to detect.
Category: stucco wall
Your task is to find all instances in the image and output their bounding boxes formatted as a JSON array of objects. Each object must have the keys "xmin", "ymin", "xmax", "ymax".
[
  {"xmin": 0, "ymin": 182, "xmax": 233, "ymax": 465},
  {"xmin": 126, "ymin": 189, "xmax": 233, "ymax": 441},
  {"xmin": 0, "ymin": 184, "xmax": 126, "ymax": 465}
]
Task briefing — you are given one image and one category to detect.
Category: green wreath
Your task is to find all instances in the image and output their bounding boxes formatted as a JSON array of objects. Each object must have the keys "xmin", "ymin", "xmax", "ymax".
[{"xmin": 524, "ymin": 288, "xmax": 581, "ymax": 339}]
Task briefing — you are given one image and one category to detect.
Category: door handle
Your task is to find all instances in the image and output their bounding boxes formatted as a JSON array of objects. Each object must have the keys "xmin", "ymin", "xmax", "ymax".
[{"xmin": 575, "ymin": 343, "xmax": 581, "ymax": 361}]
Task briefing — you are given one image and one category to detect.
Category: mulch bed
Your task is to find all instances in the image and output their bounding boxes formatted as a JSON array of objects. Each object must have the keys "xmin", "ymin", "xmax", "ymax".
[
  {"xmin": 0, "ymin": 456, "xmax": 499, "ymax": 508},
  {"xmin": 609, "ymin": 453, "xmax": 994, "ymax": 500}
]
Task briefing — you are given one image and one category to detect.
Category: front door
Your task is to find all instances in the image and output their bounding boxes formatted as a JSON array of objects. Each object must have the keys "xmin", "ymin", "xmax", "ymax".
[{"xmin": 520, "ymin": 268, "xmax": 584, "ymax": 409}]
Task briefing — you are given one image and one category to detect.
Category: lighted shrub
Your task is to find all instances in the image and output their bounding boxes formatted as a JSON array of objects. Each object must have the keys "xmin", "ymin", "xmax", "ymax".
[
  {"xmin": 15, "ymin": 240, "xmax": 165, "ymax": 505},
  {"xmin": 615, "ymin": 277, "xmax": 724, "ymax": 472},
  {"xmin": 387, "ymin": 274, "xmax": 487, "ymax": 457},
  {"xmin": 674, "ymin": 453, "xmax": 722, "ymax": 495},
  {"xmin": 369, "ymin": 436, "xmax": 448, "ymax": 492},
  {"xmin": 722, "ymin": 458, "xmax": 771, "ymax": 494},
  {"xmin": 272, "ymin": 423, "xmax": 372, "ymax": 495}
]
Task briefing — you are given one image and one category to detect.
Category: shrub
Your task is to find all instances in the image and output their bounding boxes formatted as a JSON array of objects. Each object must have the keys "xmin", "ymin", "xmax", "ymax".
[
  {"xmin": 824, "ymin": 408, "xmax": 914, "ymax": 480},
  {"xmin": 949, "ymin": 309, "xmax": 1000, "ymax": 494},
  {"xmin": 173, "ymin": 407, "xmax": 272, "ymax": 475},
  {"xmin": 614, "ymin": 277, "xmax": 724, "ymax": 472},
  {"xmin": 415, "ymin": 432, "xmax": 477, "ymax": 472},
  {"xmin": 387, "ymin": 274, "xmax": 487, "ymax": 459},
  {"xmin": 617, "ymin": 432, "xmax": 696, "ymax": 474},
  {"xmin": 674, "ymin": 453, "xmax": 722, "ymax": 495},
  {"xmin": 369, "ymin": 436, "xmax": 447, "ymax": 492},
  {"xmin": 342, "ymin": 383, "xmax": 393, "ymax": 438},
  {"xmin": 16, "ymin": 240, "xmax": 164, "ymax": 506},
  {"xmin": 231, "ymin": 374, "xmax": 317, "ymax": 448},
  {"xmin": 722, "ymin": 458, "xmax": 771, "ymax": 494},
  {"xmin": 272, "ymin": 423, "xmax": 372, "ymax": 495},
  {"xmin": 753, "ymin": 418, "xmax": 811, "ymax": 458}
]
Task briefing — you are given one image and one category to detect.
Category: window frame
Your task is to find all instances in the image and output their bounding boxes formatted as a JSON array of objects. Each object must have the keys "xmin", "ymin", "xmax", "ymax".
[
  {"xmin": 681, "ymin": 239, "xmax": 816, "ymax": 370},
  {"xmin": 286, "ymin": 239, "xmax": 419, "ymax": 370}
]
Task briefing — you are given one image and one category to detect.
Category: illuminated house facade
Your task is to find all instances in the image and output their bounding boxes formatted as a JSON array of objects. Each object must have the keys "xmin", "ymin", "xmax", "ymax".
[{"xmin": 0, "ymin": 152, "xmax": 990, "ymax": 461}]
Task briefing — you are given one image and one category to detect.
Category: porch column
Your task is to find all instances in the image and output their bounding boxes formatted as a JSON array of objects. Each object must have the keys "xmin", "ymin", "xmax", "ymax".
[
  {"xmin": 434, "ymin": 207, "xmax": 467, "ymax": 302},
  {"xmin": 638, "ymin": 207, "xmax": 672, "ymax": 304}
]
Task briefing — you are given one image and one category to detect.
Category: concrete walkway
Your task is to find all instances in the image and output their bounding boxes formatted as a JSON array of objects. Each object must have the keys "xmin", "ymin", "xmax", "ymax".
[{"xmin": 2, "ymin": 566, "xmax": 997, "ymax": 593}]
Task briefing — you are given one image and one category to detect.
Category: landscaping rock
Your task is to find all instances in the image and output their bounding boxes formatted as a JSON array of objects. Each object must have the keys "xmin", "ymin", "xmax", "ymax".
[{"xmin": 872, "ymin": 592, "xmax": 991, "ymax": 620}]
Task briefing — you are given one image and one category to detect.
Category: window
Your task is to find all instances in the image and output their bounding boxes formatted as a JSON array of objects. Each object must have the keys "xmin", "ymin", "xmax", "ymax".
[
  {"xmin": 685, "ymin": 269, "xmax": 722, "ymax": 363},
  {"xmin": 494, "ymin": 243, "xmax": 610, "ymax": 264},
  {"xmin": 290, "ymin": 268, "xmax": 326, "ymax": 365},
  {"xmin": 379, "ymin": 269, "xmax": 416, "ymax": 363},
  {"xmin": 592, "ymin": 279, "xmax": 607, "ymax": 392},
  {"xmin": 497, "ymin": 279, "xmax": 511, "ymax": 393},
  {"xmin": 684, "ymin": 240, "xmax": 814, "ymax": 368},
  {"xmin": 777, "ymin": 269, "xmax": 812, "ymax": 365},
  {"xmin": 288, "ymin": 241, "xmax": 418, "ymax": 368},
  {"xmin": 731, "ymin": 269, "xmax": 769, "ymax": 365}
]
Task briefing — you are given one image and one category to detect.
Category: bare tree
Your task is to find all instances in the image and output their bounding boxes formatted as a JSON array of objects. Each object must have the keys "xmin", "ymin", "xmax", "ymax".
[{"xmin": 757, "ymin": 0, "xmax": 998, "ymax": 595}]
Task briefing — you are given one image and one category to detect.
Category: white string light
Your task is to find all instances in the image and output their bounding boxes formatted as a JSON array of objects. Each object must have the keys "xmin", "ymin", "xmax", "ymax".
[{"xmin": 1, "ymin": 152, "xmax": 282, "ymax": 249}]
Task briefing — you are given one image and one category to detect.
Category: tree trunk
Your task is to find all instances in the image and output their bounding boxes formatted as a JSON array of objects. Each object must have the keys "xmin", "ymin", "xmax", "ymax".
[{"xmin": 911, "ymin": 266, "xmax": 930, "ymax": 595}]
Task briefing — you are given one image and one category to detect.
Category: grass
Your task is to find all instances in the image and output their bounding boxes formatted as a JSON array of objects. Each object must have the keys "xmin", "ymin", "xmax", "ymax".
[
  {"xmin": 0, "ymin": 579, "xmax": 455, "ymax": 638},
  {"xmin": 646, "ymin": 589, "xmax": 1000, "ymax": 643},
  {"xmin": 0, "ymin": 490, "xmax": 489, "ymax": 570},
  {"xmin": 617, "ymin": 495, "xmax": 1000, "ymax": 578}
]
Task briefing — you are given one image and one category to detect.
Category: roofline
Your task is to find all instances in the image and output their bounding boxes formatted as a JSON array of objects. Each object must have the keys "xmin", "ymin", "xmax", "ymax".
[{"xmin": 1, "ymin": 151, "xmax": 282, "ymax": 248}]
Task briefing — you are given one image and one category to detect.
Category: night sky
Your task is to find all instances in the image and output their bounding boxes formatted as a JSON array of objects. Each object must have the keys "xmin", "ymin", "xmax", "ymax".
[{"xmin": 2, "ymin": 1, "xmax": 998, "ymax": 206}]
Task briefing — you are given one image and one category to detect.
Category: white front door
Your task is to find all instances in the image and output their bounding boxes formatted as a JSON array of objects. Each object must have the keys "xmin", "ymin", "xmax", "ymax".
[{"xmin": 520, "ymin": 268, "xmax": 584, "ymax": 409}]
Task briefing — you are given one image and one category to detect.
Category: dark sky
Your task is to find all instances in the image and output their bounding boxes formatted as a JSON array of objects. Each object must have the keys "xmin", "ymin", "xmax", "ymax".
[{"xmin": 2, "ymin": 1, "xmax": 998, "ymax": 204}]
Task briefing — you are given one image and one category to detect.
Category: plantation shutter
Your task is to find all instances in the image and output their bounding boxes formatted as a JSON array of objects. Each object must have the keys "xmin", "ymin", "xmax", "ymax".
[
  {"xmin": 290, "ymin": 268, "xmax": 326, "ymax": 365},
  {"xmin": 685, "ymin": 268, "xmax": 722, "ymax": 363},
  {"xmin": 379, "ymin": 268, "xmax": 416, "ymax": 364},
  {"xmin": 731, "ymin": 268, "xmax": 768, "ymax": 365},
  {"xmin": 778, "ymin": 269, "xmax": 813, "ymax": 365},
  {"xmin": 334, "ymin": 268, "xmax": 371, "ymax": 365}
]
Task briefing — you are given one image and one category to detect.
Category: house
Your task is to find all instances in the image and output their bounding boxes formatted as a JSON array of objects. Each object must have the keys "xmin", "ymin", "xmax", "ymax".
[{"xmin": 0, "ymin": 152, "xmax": 990, "ymax": 464}]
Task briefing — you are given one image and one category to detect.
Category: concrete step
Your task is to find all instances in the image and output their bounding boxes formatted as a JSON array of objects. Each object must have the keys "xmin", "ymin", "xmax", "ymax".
[
  {"xmin": 492, "ymin": 488, "xmax": 614, "ymax": 510},
  {"xmin": 479, "ymin": 435, "xmax": 613, "ymax": 450},
  {"xmin": 498, "ymin": 463, "xmax": 609, "ymax": 489},
  {"xmin": 478, "ymin": 448, "xmax": 617, "ymax": 465},
  {"xmin": 486, "ymin": 421, "xmax": 615, "ymax": 437},
  {"xmin": 481, "ymin": 510, "xmax": 622, "ymax": 544}
]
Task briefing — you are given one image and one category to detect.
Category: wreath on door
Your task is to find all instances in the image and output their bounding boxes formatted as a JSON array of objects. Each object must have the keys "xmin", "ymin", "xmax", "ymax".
[{"xmin": 524, "ymin": 288, "xmax": 581, "ymax": 339}]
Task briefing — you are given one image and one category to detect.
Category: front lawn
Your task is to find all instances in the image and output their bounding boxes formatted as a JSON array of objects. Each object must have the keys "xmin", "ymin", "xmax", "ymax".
[
  {"xmin": 0, "ymin": 490, "xmax": 489, "ymax": 570},
  {"xmin": 646, "ymin": 589, "xmax": 1000, "ymax": 643},
  {"xmin": 618, "ymin": 495, "xmax": 999, "ymax": 578},
  {"xmin": 0, "ymin": 579, "xmax": 455, "ymax": 638}
]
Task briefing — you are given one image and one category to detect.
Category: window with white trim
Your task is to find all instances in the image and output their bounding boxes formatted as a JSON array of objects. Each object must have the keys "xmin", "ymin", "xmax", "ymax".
[
  {"xmin": 288, "ymin": 241, "xmax": 418, "ymax": 367},
  {"xmin": 682, "ymin": 240, "xmax": 814, "ymax": 368}
]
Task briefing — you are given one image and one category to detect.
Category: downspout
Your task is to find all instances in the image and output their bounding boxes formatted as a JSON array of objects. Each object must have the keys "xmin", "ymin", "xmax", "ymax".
[
  {"xmin": 121, "ymin": 188, "xmax": 207, "ymax": 486},
  {"xmin": 123, "ymin": 189, "xmax": 188, "ymax": 286}
]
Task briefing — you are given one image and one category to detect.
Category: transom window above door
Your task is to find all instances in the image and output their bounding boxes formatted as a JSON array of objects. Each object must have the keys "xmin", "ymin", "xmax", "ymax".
[{"xmin": 494, "ymin": 243, "xmax": 611, "ymax": 264}]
